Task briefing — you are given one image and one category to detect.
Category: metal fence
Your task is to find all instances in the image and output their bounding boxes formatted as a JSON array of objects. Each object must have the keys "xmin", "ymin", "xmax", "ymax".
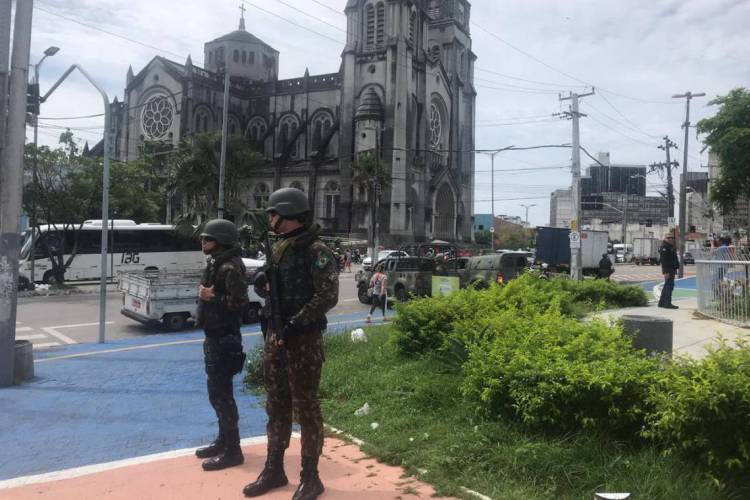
[{"xmin": 695, "ymin": 247, "xmax": 750, "ymax": 326}]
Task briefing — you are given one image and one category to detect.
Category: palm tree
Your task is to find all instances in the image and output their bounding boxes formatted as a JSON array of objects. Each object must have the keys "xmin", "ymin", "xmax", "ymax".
[
  {"xmin": 168, "ymin": 131, "xmax": 266, "ymax": 229},
  {"xmin": 351, "ymin": 150, "xmax": 391, "ymax": 260}
]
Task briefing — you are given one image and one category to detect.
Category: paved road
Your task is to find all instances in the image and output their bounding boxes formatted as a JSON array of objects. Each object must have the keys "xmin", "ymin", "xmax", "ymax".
[
  {"xmin": 16, "ymin": 267, "xmax": 368, "ymax": 350},
  {"xmin": 612, "ymin": 262, "xmax": 696, "ymax": 283}
]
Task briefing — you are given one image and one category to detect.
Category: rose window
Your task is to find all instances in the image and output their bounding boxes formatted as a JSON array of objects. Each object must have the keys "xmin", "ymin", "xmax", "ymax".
[
  {"xmin": 141, "ymin": 95, "xmax": 174, "ymax": 140},
  {"xmin": 429, "ymin": 104, "xmax": 442, "ymax": 149}
]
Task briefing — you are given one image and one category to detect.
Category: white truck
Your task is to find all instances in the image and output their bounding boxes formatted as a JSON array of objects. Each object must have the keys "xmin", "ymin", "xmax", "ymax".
[
  {"xmin": 118, "ymin": 258, "xmax": 265, "ymax": 331},
  {"xmin": 632, "ymin": 238, "xmax": 660, "ymax": 266}
]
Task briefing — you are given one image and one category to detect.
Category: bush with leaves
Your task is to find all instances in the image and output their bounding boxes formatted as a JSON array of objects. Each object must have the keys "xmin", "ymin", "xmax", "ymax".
[
  {"xmin": 457, "ymin": 303, "xmax": 662, "ymax": 434},
  {"xmin": 643, "ymin": 338, "xmax": 750, "ymax": 482}
]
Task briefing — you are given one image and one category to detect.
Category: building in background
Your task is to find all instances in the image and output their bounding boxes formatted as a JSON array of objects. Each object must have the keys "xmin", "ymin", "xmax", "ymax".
[
  {"xmin": 549, "ymin": 188, "xmax": 572, "ymax": 228},
  {"xmin": 105, "ymin": 0, "xmax": 477, "ymax": 244},
  {"xmin": 708, "ymin": 150, "xmax": 749, "ymax": 240},
  {"xmin": 473, "ymin": 213, "xmax": 492, "ymax": 232}
]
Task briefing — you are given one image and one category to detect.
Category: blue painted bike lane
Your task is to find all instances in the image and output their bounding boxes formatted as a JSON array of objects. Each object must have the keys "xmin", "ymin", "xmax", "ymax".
[{"xmin": 0, "ymin": 312, "xmax": 371, "ymax": 482}]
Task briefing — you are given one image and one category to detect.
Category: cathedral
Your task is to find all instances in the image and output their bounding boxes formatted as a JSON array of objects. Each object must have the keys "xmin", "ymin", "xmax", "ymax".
[{"xmin": 111, "ymin": 0, "xmax": 477, "ymax": 244}]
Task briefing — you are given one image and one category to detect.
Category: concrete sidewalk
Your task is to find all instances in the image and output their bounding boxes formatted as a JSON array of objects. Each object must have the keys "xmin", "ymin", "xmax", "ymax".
[
  {"xmin": 594, "ymin": 296, "xmax": 749, "ymax": 358},
  {"xmin": 0, "ymin": 310, "xmax": 450, "ymax": 498}
]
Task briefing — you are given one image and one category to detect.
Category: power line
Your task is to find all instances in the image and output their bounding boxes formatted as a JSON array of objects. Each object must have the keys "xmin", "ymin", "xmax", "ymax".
[
  {"xmin": 274, "ymin": 0, "xmax": 347, "ymax": 34},
  {"xmin": 35, "ymin": 4, "xmax": 197, "ymax": 65},
  {"xmin": 242, "ymin": 1, "xmax": 343, "ymax": 45}
]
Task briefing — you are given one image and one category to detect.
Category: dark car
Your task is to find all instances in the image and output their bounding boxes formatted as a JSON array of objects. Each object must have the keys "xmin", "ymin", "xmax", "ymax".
[{"xmin": 683, "ymin": 252, "xmax": 695, "ymax": 265}]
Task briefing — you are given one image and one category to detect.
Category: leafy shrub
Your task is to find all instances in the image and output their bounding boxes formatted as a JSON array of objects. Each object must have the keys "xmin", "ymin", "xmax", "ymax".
[
  {"xmin": 243, "ymin": 341, "xmax": 265, "ymax": 391},
  {"xmin": 643, "ymin": 338, "xmax": 750, "ymax": 481},
  {"xmin": 458, "ymin": 306, "xmax": 662, "ymax": 434}
]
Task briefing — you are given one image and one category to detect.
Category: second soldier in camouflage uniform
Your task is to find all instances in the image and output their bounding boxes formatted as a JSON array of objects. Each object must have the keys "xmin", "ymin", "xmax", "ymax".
[
  {"xmin": 194, "ymin": 219, "xmax": 249, "ymax": 471},
  {"xmin": 244, "ymin": 188, "xmax": 338, "ymax": 500}
]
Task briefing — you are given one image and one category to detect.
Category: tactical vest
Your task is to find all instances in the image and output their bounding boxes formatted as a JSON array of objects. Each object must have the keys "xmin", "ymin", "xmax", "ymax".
[
  {"xmin": 197, "ymin": 248, "xmax": 246, "ymax": 334},
  {"xmin": 274, "ymin": 239, "xmax": 316, "ymax": 323}
]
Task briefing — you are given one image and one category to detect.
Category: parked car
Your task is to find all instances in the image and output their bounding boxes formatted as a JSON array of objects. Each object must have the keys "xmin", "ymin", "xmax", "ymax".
[
  {"xmin": 683, "ymin": 252, "xmax": 695, "ymax": 265},
  {"xmin": 362, "ymin": 249, "xmax": 408, "ymax": 270}
]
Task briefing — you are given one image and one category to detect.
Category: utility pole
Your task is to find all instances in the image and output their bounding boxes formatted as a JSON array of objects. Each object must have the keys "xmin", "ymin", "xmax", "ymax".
[
  {"xmin": 673, "ymin": 91, "xmax": 705, "ymax": 278},
  {"xmin": 560, "ymin": 89, "xmax": 595, "ymax": 280},
  {"xmin": 0, "ymin": 0, "xmax": 34, "ymax": 387},
  {"xmin": 655, "ymin": 136, "xmax": 679, "ymax": 219},
  {"xmin": 217, "ymin": 63, "xmax": 230, "ymax": 219}
]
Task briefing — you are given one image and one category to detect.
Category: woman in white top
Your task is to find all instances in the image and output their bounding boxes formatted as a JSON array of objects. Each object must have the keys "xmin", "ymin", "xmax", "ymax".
[{"xmin": 366, "ymin": 265, "xmax": 387, "ymax": 323}]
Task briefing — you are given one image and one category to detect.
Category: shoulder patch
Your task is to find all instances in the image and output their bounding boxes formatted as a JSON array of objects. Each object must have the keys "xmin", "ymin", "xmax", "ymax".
[{"xmin": 315, "ymin": 252, "xmax": 332, "ymax": 269}]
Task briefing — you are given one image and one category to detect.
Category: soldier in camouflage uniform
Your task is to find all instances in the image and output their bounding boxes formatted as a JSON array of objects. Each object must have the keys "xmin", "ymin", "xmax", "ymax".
[
  {"xmin": 243, "ymin": 188, "xmax": 339, "ymax": 500},
  {"xmin": 194, "ymin": 219, "xmax": 249, "ymax": 471}
]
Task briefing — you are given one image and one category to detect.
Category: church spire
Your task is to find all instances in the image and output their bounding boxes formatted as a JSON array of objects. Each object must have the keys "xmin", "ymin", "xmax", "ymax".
[{"xmin": 239, "ymin": 3, "xmax": 246, "ymax": 31}]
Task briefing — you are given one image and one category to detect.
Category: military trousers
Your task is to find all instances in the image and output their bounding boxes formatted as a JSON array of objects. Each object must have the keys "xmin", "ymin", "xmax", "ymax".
[
  {"xmin": 203, "ymin": 331, "xmax": 243, "ymax": 444},
  {"xmin": 264, "ymin": 328, "xmax": 325, "ymax": 457}
]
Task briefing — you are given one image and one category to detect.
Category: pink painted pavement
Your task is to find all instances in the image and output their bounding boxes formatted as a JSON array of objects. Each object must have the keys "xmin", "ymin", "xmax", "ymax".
[{"xmin": 1, "ymin": 437, "xmax": 457, "ymax": 500}]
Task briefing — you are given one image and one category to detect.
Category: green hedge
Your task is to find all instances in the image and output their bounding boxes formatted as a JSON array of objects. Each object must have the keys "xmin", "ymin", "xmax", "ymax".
[
  {"xmin": 458, "ymin": 306, "xmax": 661, "ymax": 434},
  {"xmin": 643, "ymin": 338, "xmax": 750, "ymax": 482}
]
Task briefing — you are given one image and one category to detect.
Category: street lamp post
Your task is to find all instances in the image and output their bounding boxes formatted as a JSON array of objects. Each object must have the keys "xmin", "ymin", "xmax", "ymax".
[
  {"xmin": 29, "ymin": 46, "xmax": 59, "ymax": 288},
  {"xmin": 520, "ymin": 203, "xmax": 536, "ymax": 227}
]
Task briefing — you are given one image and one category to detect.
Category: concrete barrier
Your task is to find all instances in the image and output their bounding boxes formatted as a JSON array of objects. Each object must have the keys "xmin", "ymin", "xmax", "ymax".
[
  {"xmin": 14, "ymin": 340, "xmax": 34, "ymax": 383},
  {"xmin": 621, "ymin": 315, "xmax": 673, "ymax": 356}
]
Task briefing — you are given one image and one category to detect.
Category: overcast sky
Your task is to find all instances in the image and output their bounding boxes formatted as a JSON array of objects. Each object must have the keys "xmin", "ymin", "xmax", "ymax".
[{"xmin": 28, "ymin": 0, "xmax": 750, "ymax": 226}]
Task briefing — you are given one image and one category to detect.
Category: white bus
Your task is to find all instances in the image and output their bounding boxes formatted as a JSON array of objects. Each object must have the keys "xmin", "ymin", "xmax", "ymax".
[{"xmin": 19, "ymin": 220, "xmax": 205, "ymax": 285}]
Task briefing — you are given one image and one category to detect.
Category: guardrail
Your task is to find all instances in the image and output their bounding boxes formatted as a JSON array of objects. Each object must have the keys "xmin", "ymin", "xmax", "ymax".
[{"xmin": 695, "ymin": 247, "xmax": 750, "ymax": 326}]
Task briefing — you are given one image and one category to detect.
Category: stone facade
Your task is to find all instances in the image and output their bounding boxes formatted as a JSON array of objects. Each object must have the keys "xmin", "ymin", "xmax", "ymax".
[{"xmin": 112, "ymin": 0, "xmax": 476, "ymax": 245}]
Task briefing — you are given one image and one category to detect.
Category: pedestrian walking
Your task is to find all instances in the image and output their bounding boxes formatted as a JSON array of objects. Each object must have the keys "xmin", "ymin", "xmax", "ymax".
[
  {"xmin": 245, "ymin": 187, "xmax": 339, "ymax": 500},
  {"xmin": 597, "ymin": 253, "xmax": 613, "ymax": 280},
  {"xmin": 344, "ymin": 249, "xmax": 352, "ymax": 273},
  {"xmin": 366, "ymin": 265, "xmax": 387, "ymax": 323},
  {"xmin": 658, "ymin": 233, "xmax": 680, "ymax": 309},
  {"xmin": 194, "ymin": 219, "xmax": 249, "ymax": 471}
]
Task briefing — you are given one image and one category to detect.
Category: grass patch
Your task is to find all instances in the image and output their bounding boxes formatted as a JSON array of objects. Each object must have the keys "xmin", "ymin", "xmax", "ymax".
[{"xmin": 320, "ymin": 327, "xmax": 745, "ymax": 499}]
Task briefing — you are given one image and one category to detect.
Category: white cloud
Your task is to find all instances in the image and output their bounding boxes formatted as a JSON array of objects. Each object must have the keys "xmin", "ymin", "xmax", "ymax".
[{"xmin": 27, "ymin": 0, "xmax": 750, "ymax": 226}]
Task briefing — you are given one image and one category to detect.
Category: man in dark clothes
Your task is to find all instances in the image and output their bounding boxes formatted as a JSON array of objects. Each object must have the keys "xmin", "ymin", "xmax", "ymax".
[
  {"xmin": 658, "ymin": 233, "xmax": 680, "ymax": 309},
  {"xmin": 597, "ymin": 253, "xmax": 613, "ymax": 280},
  {"xmin": 194, "ymin": 219, "xmax": 249, "ymax": 471}
]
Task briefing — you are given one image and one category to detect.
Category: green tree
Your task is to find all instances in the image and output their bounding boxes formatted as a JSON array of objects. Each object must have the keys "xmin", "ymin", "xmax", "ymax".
[
  {"xmin": 167, "ymin": 131, "xmax": 265, "ymax": 229},
  {"xmin": 23, "ymin": 131, "xmax": 160, "ymax": 283},
  {"xmin": 495, "ymin": 223, "xmax": 532, "ymax": 250},
  {"xmin": 474, "ymin": 229, "xmax": 492, "ymax": 245},
  {"xmin": 697, "ymin": 88, "xmax": 750, "ymax": 214},
  {"xmin": 351, "ymin": 150, "xmax": 391, "ymax": 259}
]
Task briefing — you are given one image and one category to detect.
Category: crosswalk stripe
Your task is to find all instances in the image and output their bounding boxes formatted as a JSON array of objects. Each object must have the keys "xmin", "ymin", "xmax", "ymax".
[
  {"xmin": 17, "ymin": 334, "xmax": 47, "ymax": 341},
  {"xmin": 16, "ymin": 327, "xmax": 33, "ymax": 332},
  {"xmin": 34, "ymin": 342, "xmax": 62, "ymax": 349}
]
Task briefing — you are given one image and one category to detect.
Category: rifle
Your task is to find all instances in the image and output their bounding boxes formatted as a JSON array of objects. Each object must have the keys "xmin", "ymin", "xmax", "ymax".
[{"xmin": 265, "ymin": 231, "xmax": 286, "ymax": 350}]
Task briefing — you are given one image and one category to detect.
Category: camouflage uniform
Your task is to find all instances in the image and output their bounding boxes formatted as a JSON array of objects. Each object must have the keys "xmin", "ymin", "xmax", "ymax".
[
  {"xmin": 197, "ymin": 246, "xmax": 249, "ymax": 451},
  {"xmin": 262, "ymin": 224, "xmax": 339, "ymax": 458}
]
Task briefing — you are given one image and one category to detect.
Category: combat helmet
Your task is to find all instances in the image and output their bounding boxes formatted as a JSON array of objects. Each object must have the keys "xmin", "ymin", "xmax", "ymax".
[
  {"xmin": 200, "ymin": 219, "xmax": 239, "ymax": 246},
  {"xmin": 266, "ymin": 187, "xmax": 310, "ymax": 218}
]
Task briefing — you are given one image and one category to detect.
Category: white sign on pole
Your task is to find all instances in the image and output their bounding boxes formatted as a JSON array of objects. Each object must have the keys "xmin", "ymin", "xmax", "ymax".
[
  {"xmin": 668, "ymin": 217, "xmax": 676, "ymax": 229},
  {"xmin": 569, "ymin": 231, "xmax": 581, "ymax": 249},
  {"xmin": 489, "ymin": 227, "xmax": 495, "ymax": 233}
]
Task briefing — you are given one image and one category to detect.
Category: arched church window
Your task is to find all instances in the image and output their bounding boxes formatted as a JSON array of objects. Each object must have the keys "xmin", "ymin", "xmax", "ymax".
[
  {"xmin": 141, "ymin": 94, "xmax": 174, "ymax": 140},
  {"xmin": 233, "ymin": 49, "xmax": 239, "ymax": 63},
  {"xmin": 218, "ymin": 47, "xmax": 225, "ymax": 65},
  {"xmin": 429, "ymin": 103, "xmax": 442, "ymax": 149},
  {"xmin": 253, "ymin": 183, "xmax": 270, "ymax": 209},
  {"xmin": 242, "ymin": 51, "xmax": 247, "ymax": 64},
  {"xmin": 246, "ymin": 117, "xmax": 267, "ymax": 154},
  {"xmin": 194, "ymin": 107, "xmax": 211, "ymax": 134},
  {"xmin": 431, "ymin": 45, "xmax": 440, "ymax": 61},
  {"xmin": 229, "ymin": 116, "xmax": 240, "ymax": 136},
  {"xmin": 376, "ymin": 2, "xmax": 385, "ymax": 46},
  {"xmin": 366, "ymin": 4, "xmax": 375, "ymax": 48},
  {"xmin": 324, "ymin": 181, "xmax": 340, "ymax": 218},
  {"xmin": 278, "ymin": 115, "xmax": 300, "ymax": 158},
  {"xmin": 209, "ymin": 51, "xmax": 213, "ymax": 65},
  {"xmin": 311, "ymin": 112, "xmax": 333, "ymax": 156}
]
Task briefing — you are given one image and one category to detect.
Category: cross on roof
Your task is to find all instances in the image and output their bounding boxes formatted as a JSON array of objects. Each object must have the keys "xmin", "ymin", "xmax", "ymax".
[{"xmin": 239, "ymin": 3, "xmax": 246, "ymax": 18}]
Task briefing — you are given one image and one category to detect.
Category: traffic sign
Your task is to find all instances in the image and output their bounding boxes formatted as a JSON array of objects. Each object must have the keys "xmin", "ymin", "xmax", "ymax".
[
  {"xmin": 569, "ymin": 231, "xmax": 581, "ymax": 249},
  {"xmin": 668, "ymin": 217, "xmax": 676, "ymax": 229},
  {"xmin": 489, "ymin": 227, "xmax": 495, "ymax": 233}
]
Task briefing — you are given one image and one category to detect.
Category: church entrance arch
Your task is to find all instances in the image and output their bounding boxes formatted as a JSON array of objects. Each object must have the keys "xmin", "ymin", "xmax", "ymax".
[{"xmin": 433, "ymin": 182, "xmax": 456, "ymax": 240}]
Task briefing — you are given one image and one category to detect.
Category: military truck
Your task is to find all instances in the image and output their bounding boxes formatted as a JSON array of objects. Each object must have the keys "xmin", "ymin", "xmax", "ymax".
[
  {"xmin": 462, "ymin": 251, "xmax": 530, "ymax": 288},
  {"xmin": 355, "ymin": 254, "xmax": 467, "ymax": 304}
]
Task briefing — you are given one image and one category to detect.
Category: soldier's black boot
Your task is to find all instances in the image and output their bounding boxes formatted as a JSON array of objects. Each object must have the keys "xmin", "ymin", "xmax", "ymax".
[
  {"xmin": 202, "ymin": 429, "xmax": 244, "ymax": 471},
  {"xmin": 195, "ymin": 431, "xmax": 224, "ymax": 459},
  {"xmin": 242, "ymin": 450, "xmax": 288, "ymax": 497},
  {"xmin": 292, "ymin": 455, "xmax": 324, "ymax": 500}
]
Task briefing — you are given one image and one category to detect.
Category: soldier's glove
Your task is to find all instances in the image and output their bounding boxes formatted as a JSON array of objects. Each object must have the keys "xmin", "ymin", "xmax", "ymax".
[
  {"xmin": 253, "ymin": 271, "xmax": 268, "ymax": 297},
  {"xmin": 284, "ymin": 318, "xmax": 303, "ymax": 337}
]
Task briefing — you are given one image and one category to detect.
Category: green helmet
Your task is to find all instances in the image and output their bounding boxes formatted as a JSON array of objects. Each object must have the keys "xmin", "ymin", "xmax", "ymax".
[
  {"xmin": 266, "ymin": 187, "xmax": 310, "ymax": 217},
  {"xmin": 200, "ymin": 219, "xmax": 239, "ymax": 246}
]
